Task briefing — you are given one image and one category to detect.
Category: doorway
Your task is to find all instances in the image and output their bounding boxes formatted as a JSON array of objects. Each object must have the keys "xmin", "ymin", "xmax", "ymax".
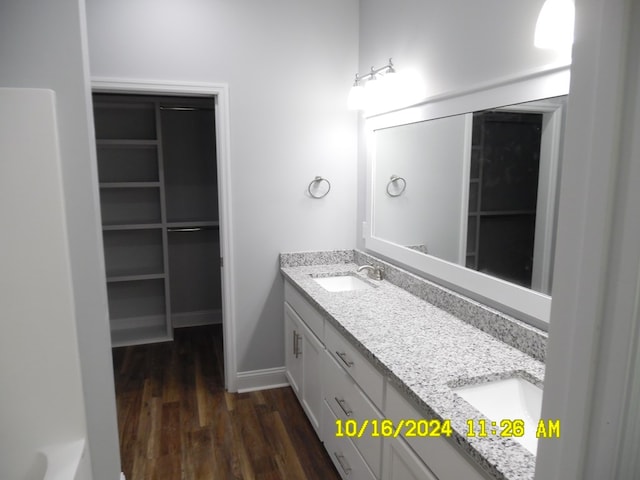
[
  {"xmin": 464, "ymin": 97, "xmax": 565, "ymax": 295},
  {"xmin": 91, "ymin": 80, "xmax": 236, "ymax": 391},
  {"xmin": 466, "ymin": 110, "xmax": 543, "ymax": 289}
]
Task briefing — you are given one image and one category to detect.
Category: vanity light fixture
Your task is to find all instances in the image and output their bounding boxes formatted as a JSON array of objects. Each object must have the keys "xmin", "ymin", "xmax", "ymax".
[
  {"xmin": 534, "ymin": 0, "xmax": 575, "ymax": 50},
  {"xmin": 347, "ymin": 58, "xmax": 396, "ymax": 111}
]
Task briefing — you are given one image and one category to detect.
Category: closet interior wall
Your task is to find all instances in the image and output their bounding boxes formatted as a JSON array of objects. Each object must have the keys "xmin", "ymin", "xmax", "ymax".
[{"xmin": 93, "ymin": 93, "xmax": 222, "ymax": 347}]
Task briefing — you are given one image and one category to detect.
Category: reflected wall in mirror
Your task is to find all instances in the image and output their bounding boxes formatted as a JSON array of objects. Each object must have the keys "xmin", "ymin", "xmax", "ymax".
[{"xmin": 373, "ymin": 96, "xmax": 567, "ymax": 296}]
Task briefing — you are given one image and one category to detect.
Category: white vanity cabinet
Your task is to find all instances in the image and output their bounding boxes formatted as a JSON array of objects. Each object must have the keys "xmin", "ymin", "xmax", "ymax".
[
  {"xmin": 283, "ymin": 302, "xmax": 324, "ymax": 436},
  {"xmin": 283, "ymin": 279, "xmax": 495, "ymax": 480},
  {"xmin": 284, "ymin": 281, "xmax": 382, "ymax": 479},
  {"xmin": 323, "ymin": 337, "xmax": 384, "ymax": 478},
  {"xmin": 322, "ymin": 400, "xmax": 378, "ymax": 480},
  {"xmin": 384, "ymin": 385, "xmax": 492, "ymax": 480},
  {"xmin": 284, "ymin": 283, "xmax": 325, "ymax": 437}
]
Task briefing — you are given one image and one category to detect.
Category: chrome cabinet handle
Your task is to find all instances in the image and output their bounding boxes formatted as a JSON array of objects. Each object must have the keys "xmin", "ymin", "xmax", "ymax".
[
  {"xmin": 295, "ymin": 332, "xmax": 302, "ymax": 358},
  {"xmin": 335, "ymin": 351, "xmax": 354, "ymax": 368},
  {"xmin": 334, "ymin": 397, "xmax": 353, "ymax": 417},
  {"xmin": 293, "ymin": 330, "xmax": 298, "ymax": 357},
  {"xmin": 333, "ymin": 452, "xmax": 352, "ymax": 475}
]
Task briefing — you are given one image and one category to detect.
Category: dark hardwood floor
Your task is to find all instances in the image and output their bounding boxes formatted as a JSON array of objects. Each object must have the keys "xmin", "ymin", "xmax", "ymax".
[{"xmin": 112, "ymin": 325, "xmax": 340, "ymax": 480}]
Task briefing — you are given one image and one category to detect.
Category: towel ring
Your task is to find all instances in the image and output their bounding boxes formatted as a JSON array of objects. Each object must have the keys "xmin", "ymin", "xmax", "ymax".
[
  {"xmin": 308, "ymin": 176, "xmax": 331, "ymax": 199},
  {"xmin": 386, "ymin": 175, "xmax": 407, "ymax": 197}
]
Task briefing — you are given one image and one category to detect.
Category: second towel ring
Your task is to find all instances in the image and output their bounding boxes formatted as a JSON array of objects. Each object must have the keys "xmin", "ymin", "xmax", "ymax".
[
  {"xmin": 386, "ymin": 175, "xmax": 407, "ymax": 197},
  {"xmin": 308, "ymin": 176, "xmax": 331, "ymax": 199}
]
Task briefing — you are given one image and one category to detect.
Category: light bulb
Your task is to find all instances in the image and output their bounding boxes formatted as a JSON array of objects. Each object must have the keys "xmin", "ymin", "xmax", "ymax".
[
  {"xmin": 534, "ymin": 0, "xmax": 575, "ymax": 50},
  {"xmin": 347, "ymin": 84, "xmax": 365, "ymax": 110}
]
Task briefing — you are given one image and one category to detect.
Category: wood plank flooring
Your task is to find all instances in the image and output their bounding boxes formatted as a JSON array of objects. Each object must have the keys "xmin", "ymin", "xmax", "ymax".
[{"xmin": 112, "ymin": 325, "xmax": 341, "ymax": 480}]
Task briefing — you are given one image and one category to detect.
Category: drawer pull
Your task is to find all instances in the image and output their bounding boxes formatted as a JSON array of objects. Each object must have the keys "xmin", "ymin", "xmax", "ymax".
[
  {"xmin": 333, "ymin": 452, "xmax": 352, "ymax": 475},
  {"xmin": 295, "ymin": 332, "xmax": 302, "ymax": 358},
  {"xmin": 293, "ymin": 330, "xmax": 297, "ymax": 356},
  {"xmin": 334, "ymin": 397, "xmax": 353, "ymax": 417},
  {"xmin": 335, "ymin": 351, "xmax": 354, "ymax": 368}
]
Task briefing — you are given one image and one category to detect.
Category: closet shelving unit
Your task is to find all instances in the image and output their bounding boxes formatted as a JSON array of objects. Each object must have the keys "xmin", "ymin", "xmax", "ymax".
[{"xmin": 94, "ymin": 94, "xmax": 221, "ymax": 347}]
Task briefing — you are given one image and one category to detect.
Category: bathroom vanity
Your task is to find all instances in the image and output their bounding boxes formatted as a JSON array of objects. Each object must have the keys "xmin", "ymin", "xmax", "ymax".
[{"xmin": 281, "ymin": 250, "xmax": 547, "ymax": 480}]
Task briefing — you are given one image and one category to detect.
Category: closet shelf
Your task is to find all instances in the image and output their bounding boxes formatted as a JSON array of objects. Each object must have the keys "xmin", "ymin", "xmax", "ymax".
[
  {"xmin": 468, "ymin": 210, "xmax": 536, "ymax": 217},
  {"xmin": 96, "ymin": 139, "xmax": 158, "ymax": 147},
  {"xmin": 100, "ymin": 182, "xmax": 160, "ymax": 189},
  {"xmin": 107, "ymin": 273, "xmax": 166, "ymax": 283},
  {"xmin": 102, "ymin": 223, "xmax": 163, "ymax": 231}
]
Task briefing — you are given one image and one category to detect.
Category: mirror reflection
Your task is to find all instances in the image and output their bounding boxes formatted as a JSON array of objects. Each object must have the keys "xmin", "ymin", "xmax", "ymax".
[{"xmin": 373, "ymin": 96, "xmax": 567, "ymax": 295}]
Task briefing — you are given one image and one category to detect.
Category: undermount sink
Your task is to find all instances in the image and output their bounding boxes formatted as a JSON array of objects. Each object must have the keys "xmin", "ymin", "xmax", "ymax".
[
  {"xmin": 313, "ymin": 274, "xmax": 372, "ymax": 292},
  {"xmin": 452, "ymin": 377, "xmax": 543, "ymax": 455}
]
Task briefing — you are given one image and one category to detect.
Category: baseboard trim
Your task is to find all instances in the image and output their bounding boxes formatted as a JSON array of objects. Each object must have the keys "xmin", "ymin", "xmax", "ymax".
[{"xmin": 236, "ymin": 367, "xmax": 289, "ymax": 393}]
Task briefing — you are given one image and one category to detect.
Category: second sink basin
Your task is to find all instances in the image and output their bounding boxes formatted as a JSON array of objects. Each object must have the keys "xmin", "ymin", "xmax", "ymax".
[
  {"xmin": 452, "ymin": 377, "xmax": 543, "ymax": 455},
  {"xmin": 313, "ymin": 274, "xmax": 372, "ymax": 292}
]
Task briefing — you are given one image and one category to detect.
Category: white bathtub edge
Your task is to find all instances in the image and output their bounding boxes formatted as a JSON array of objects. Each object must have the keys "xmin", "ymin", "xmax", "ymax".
[{"xmin": 40, "ymin": 438, "xmax": 88, "ymax": 480}]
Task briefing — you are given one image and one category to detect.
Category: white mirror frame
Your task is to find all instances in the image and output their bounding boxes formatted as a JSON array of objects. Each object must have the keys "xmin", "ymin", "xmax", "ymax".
[{"xmin": 363, "ymin": 65, "xmax": 571, "ymax": 326}]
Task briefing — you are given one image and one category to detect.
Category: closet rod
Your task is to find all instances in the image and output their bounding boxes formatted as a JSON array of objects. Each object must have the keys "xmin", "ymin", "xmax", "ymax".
[
  {"xmin": 168, "ymin": 227, "xmax": 203, "ymax": 232},
  {"xmin": 167, "ymin": 226, "xmax": 218, "ymax": 232},
  {"xmin": 160, "ymin": 106, "xmax": 215, "ymax": 111}
]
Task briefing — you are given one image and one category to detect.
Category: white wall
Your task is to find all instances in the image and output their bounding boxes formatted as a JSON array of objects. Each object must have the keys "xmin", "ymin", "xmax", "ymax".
[
  {"xmin": 0, "ymin": 2, "xmax": 121, "ymax": 479},
  {"xmin": 358, "ymin": 0, "xmax": 565, "ymax": 100},
  {"xmin": 85, "ymin": 0, "xmax": 359, "ymax": 373}
]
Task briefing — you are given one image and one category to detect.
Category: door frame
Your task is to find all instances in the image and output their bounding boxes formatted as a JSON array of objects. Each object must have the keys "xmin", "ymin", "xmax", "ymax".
[
  {"xmin": 493, "ymin": 99, "xmax": 565, "ymax": 294},
  {"xmin": 91, "ymin": 78, "xmax": 238, "ymax": 392}
]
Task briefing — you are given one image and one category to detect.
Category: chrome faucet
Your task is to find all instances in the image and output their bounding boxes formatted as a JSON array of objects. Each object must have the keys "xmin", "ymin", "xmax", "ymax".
[{"xmin": 357, "ymin": 264, "xmax": 384, "ymax": 281}]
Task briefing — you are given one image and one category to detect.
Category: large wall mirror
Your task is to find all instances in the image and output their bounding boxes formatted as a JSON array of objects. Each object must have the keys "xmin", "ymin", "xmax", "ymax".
[{"xmin": 364, "ymin": 67, "xmax": 571, "ymax": 326}]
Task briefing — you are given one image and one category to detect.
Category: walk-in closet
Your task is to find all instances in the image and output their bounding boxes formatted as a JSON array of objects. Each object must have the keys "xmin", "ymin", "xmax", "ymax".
[{"xmin": 93, "ymin": 93, "xmax": 222, "ymax": 347}]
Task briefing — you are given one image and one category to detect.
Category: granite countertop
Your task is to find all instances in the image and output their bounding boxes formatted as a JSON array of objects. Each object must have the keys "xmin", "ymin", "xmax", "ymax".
[{"xmin": 281, "ymin": 258, "xmax": 545, "ymax": 480}]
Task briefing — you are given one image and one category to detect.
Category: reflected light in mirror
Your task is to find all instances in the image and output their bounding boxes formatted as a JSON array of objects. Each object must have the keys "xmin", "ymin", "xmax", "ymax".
[
  {"xmin": 365, "ymin": 70, "xmax": 426, "ymax": 114},
  {"xmin": 534, "ymin": 0, "xmax": 575, "ymax": 50}
]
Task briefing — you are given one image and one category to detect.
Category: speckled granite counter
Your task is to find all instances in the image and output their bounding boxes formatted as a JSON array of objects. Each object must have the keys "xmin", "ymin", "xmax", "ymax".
[{"xmin": 280, "ymin": 250, "xmax": 547, "ymax": 480}]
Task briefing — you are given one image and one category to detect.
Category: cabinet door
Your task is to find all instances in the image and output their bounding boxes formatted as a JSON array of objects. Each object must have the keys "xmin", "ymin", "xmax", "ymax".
[
  {"xmin": 383, "ymin": 437, "xmax": 439, "ymax": 480},
  {"xmin": 301, "ymin": 318, "xmax": 324, "ymax": 438},
  {"xmin": 284, "ymin": 303, "xmax": 303, "ymax": 398}
]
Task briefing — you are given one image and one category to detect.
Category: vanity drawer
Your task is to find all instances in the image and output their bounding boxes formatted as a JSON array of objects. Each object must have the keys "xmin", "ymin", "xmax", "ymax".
[
  {"xmin": 325, "ymin": 321, "xmax": 384, "ymax": 409},
  {"xmin": 385, "ymin": 385, "xmax": 491, "ymax": 480},
  {"xmin": 285, "ymin": 281, "xmax": 324, "ymax": 341},
  {"xmin": 324, "ymin": 349, "xmax": 383, "ymax": 477},
  {"xmin": 383, "ymin": 436, "xmax": 439, "ymax": 480},
  {"xmin": 323, "ymin": 400, "xmax": 377, "ymax": 480}
]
